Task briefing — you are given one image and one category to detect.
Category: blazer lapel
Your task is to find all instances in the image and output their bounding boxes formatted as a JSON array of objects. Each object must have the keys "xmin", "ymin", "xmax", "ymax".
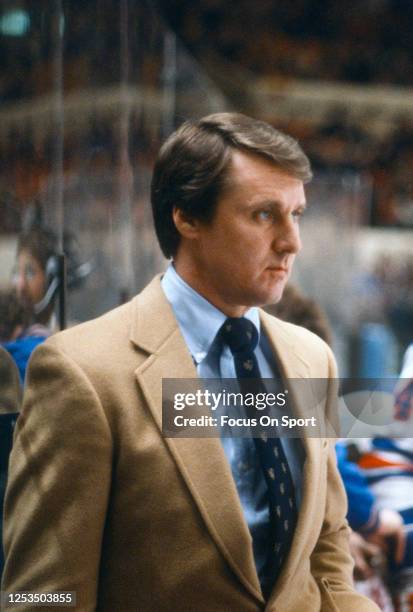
[
  {"xmin": 259, "ymin": 311, "xmax": 326, "ymax": 596},
  {"xmin": 130, "ymin": 277, "xmax": 264, "ymax": 603}
]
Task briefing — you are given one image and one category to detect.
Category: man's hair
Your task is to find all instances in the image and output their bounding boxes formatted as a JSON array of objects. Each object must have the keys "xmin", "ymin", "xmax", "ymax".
[
  {"xmin": 0, "ymin": 287, "xmax": 29, "ymax": 342},
  {"xmin": 17, "ymin": 226, "xmax": 58, "ymax": 270},
  {"xmin": 17, "ymin": 226, "xmax": 85, "ymax": 288},
  {"xmin": 151, "ymin": 112, "xmax": 312, "ymax": 258}
]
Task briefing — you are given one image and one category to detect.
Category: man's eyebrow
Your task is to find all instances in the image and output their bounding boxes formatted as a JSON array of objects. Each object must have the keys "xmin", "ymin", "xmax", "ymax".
[{"xmin": 244, "ymin": 198, "xmax": 307, "ymax": 210}]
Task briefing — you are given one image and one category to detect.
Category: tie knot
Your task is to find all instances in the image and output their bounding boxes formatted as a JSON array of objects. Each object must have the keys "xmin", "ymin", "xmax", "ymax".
[{"xmin": 220, "ymin": 317, "xmax": 259, "ymax": 355}]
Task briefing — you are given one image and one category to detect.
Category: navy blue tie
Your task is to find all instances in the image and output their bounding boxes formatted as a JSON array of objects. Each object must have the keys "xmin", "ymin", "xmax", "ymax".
[{"xmin": 220, "ymin": 317, "xmax": 297, "ymax": 596}]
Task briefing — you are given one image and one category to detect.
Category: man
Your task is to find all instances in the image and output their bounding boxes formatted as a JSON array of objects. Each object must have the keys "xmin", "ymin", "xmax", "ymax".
[
  {"xmin": 13, "ymin": 225, "xmax": 59, "ymax": 331},
  {"xmin": 2, "ymin": 113, "xmax": 378, "ymax": 610},
  {"xmin": 12, "ymin": 206, "xmax": 91, "ymax": 333}
]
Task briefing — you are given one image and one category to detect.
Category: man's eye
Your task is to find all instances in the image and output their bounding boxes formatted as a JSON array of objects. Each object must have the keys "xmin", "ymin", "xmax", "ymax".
[
  {"xmin": 292, "ymin": 209, "xmax": 305, "ymax": 221},
  {"xmin": 256, "ymin": 210, "xmax": 273, "ymax": 221}
]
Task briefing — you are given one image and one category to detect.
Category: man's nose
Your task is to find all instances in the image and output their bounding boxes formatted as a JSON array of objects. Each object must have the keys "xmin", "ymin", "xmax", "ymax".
[{"xmin": 272, "ymin": 219, "xmax": 302, "ymax": 255}]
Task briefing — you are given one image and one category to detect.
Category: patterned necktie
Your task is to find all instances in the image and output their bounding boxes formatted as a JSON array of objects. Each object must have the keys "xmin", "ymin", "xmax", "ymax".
[{"xmin": 220, "ymin": 316, "xmax": 297, "ymax": 596}]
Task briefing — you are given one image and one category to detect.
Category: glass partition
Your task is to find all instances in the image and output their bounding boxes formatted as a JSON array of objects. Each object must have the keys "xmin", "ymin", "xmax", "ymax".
[
  {"xmin": 0, "ymin": 0, "xmax": 227, "ymax": 328},
  {"xmin": 292, "ymin": 170, "xmax": 405, "ymax": 375}
]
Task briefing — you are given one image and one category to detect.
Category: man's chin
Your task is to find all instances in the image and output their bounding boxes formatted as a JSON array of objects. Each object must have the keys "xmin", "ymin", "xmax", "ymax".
[
  {"xmin": 233, "ymin": 279, "xmax": 288, "ymax": 309},
  {"xmin": 254, "ymin": 289, "xmax": 286, "ymax": 308},
  {"xmin": 264, "ymin": 281, "xmax": 288, "ymax": 306}
]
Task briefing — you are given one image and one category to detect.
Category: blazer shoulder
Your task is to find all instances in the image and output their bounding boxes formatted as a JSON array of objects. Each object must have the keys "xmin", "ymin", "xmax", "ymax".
[
  {"xmin": 260, "ymin": 308, "xmax": 328, "ymax": 349},
  {"xmin": 39, "ymin": 274, "xmax": 175, "ymax": 377},
  {"xmin": 46, "ymin": 300, "xmax": 135, "ymax": 363},
  {"xmin": 259, "ymin": 309, "xmax": 337, "ymax": 376}
]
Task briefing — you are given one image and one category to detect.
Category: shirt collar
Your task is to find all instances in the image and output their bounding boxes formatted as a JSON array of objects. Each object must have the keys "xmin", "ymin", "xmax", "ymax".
[{"xmin": 161, "ymin": 263, "xmax": 260, "ymax": 365}]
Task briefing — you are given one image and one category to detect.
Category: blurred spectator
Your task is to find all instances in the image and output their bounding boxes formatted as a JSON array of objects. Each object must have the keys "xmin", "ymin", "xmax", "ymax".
[
  {"xmin": 0, "ymin": 287, "xmax": 27, "ymax": 344},
  {"xmin": 13, "ymin": 225, "xmax": 61, "ymax": 331},
  {"xmin": 0, "ymin": 287, "xmax": 47, "ymax": 383},
  {"xmin": 339, "ymin": 345, "xmax": 413, "ymax": 611},
  {"xmin": 12, "ymin": 205, "xmax": 92, "ymax": 334},
  {"xmin": 341, "ymin": 435, "xmax": 413, "ymax": 611},
  {"xmin": 365, "ymin": 254, "xmax": 413, "ymax": 354}
]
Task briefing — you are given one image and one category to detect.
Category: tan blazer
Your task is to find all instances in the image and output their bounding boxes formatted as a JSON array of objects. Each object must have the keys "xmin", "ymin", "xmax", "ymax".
[
  {"xmin": 2, "ymin": 277, "xmax": 378, "ymax": 611},
  {"xmin": 0, "ymin": 346, "xmax": 21, "ymax": 415}
]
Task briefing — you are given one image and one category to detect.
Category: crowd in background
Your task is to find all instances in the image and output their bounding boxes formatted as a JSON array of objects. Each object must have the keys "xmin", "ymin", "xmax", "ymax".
[
  {"xmin": 162, "ymin": 0, "xmax": 413, "ymax": 228},
  {"xmin": 1, "ymin": 1, "xmax": 412, "ymax": 229},
  {"xmin": 1, "ymin": 108, "xmax": 413, "ymax": 233},
  {"xmin": 2, "ymin": 0, "xmax": 413, "ymax": 100},
  {"xmin": 0, "ymin": 109, "xmax": 162, "ymax": 231},
  {"xmin": 162, "ymin": 0, "xmax": 413, "ymax": 86},
  {"xmin": 0, "ymin": 0, "xmax": 163, "ymax": 103},
  {"xmin": 287, "ymin": 111, "xmax": 413, "ymax": 228}
]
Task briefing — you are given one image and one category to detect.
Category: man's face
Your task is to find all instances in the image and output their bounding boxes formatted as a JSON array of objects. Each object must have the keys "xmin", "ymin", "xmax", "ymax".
[
  {"xmin": 13, "ymin": 249, "xmax": 47, "ymax": 309},
  {"xmin": 175, "ymin": 151, "xmax": 306, "ymax": 317}
]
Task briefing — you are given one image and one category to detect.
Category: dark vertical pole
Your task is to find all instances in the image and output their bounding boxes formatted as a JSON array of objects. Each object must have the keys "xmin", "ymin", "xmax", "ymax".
[
  {"xmin": 52, "ymin": 0, "xmax": 66, "ymax": 329},
  {"xmin": 118, "ymin": 0, "xmax": 134, "ymax": 305},
  {"xmin": 57, "ymin": 253, "xmax": 67, "ymax": 331},
  {"xmin": 161, "ymin": 31, "xmax": 177, "ymax": 139}
]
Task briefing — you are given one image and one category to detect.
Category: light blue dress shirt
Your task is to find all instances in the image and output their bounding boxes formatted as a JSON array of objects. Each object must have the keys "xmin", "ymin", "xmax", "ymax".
[{"xmin": 161, "ymin": 263, "xmax": 304, "ymax": 582}]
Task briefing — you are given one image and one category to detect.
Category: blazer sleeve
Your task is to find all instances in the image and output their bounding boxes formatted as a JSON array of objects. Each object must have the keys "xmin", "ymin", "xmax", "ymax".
[
  {"xmin": 309, "ymin": 346, "xmax": 380, "ymax": 612},
  {"xmin": 1, "ymin": 341, "xmax": 113, "ymax": 612}
]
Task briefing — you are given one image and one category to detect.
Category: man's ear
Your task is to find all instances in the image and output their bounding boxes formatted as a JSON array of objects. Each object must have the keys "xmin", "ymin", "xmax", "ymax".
[{"xmin": 172, "ymin": 207, "xmax": 200, "ymax": 240}]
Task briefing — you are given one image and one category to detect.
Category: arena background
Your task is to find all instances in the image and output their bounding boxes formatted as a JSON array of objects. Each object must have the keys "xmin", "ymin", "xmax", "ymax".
[{"xmin": 1, "ymin": 0, "xmax": 412, "ymax": 376}]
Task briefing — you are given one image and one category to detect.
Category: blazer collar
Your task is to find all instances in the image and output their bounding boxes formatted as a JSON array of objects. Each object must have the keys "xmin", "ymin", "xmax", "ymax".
[
  {"xmin": 260, "ymin": 310, "xmax": 328, "ymax": 603},
  {"xmin": 259, "ymin": 309, "xmax": 311, "ymax": 380},
  {"xmin": 129, "ymin": 275, "xmax": 176, "ymax": 353}
]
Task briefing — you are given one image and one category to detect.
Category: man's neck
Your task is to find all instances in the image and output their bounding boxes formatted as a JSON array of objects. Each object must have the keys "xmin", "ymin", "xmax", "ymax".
[{"xmin": 172, "ymin": 259, "xmax": 248, "ymax": 318}]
